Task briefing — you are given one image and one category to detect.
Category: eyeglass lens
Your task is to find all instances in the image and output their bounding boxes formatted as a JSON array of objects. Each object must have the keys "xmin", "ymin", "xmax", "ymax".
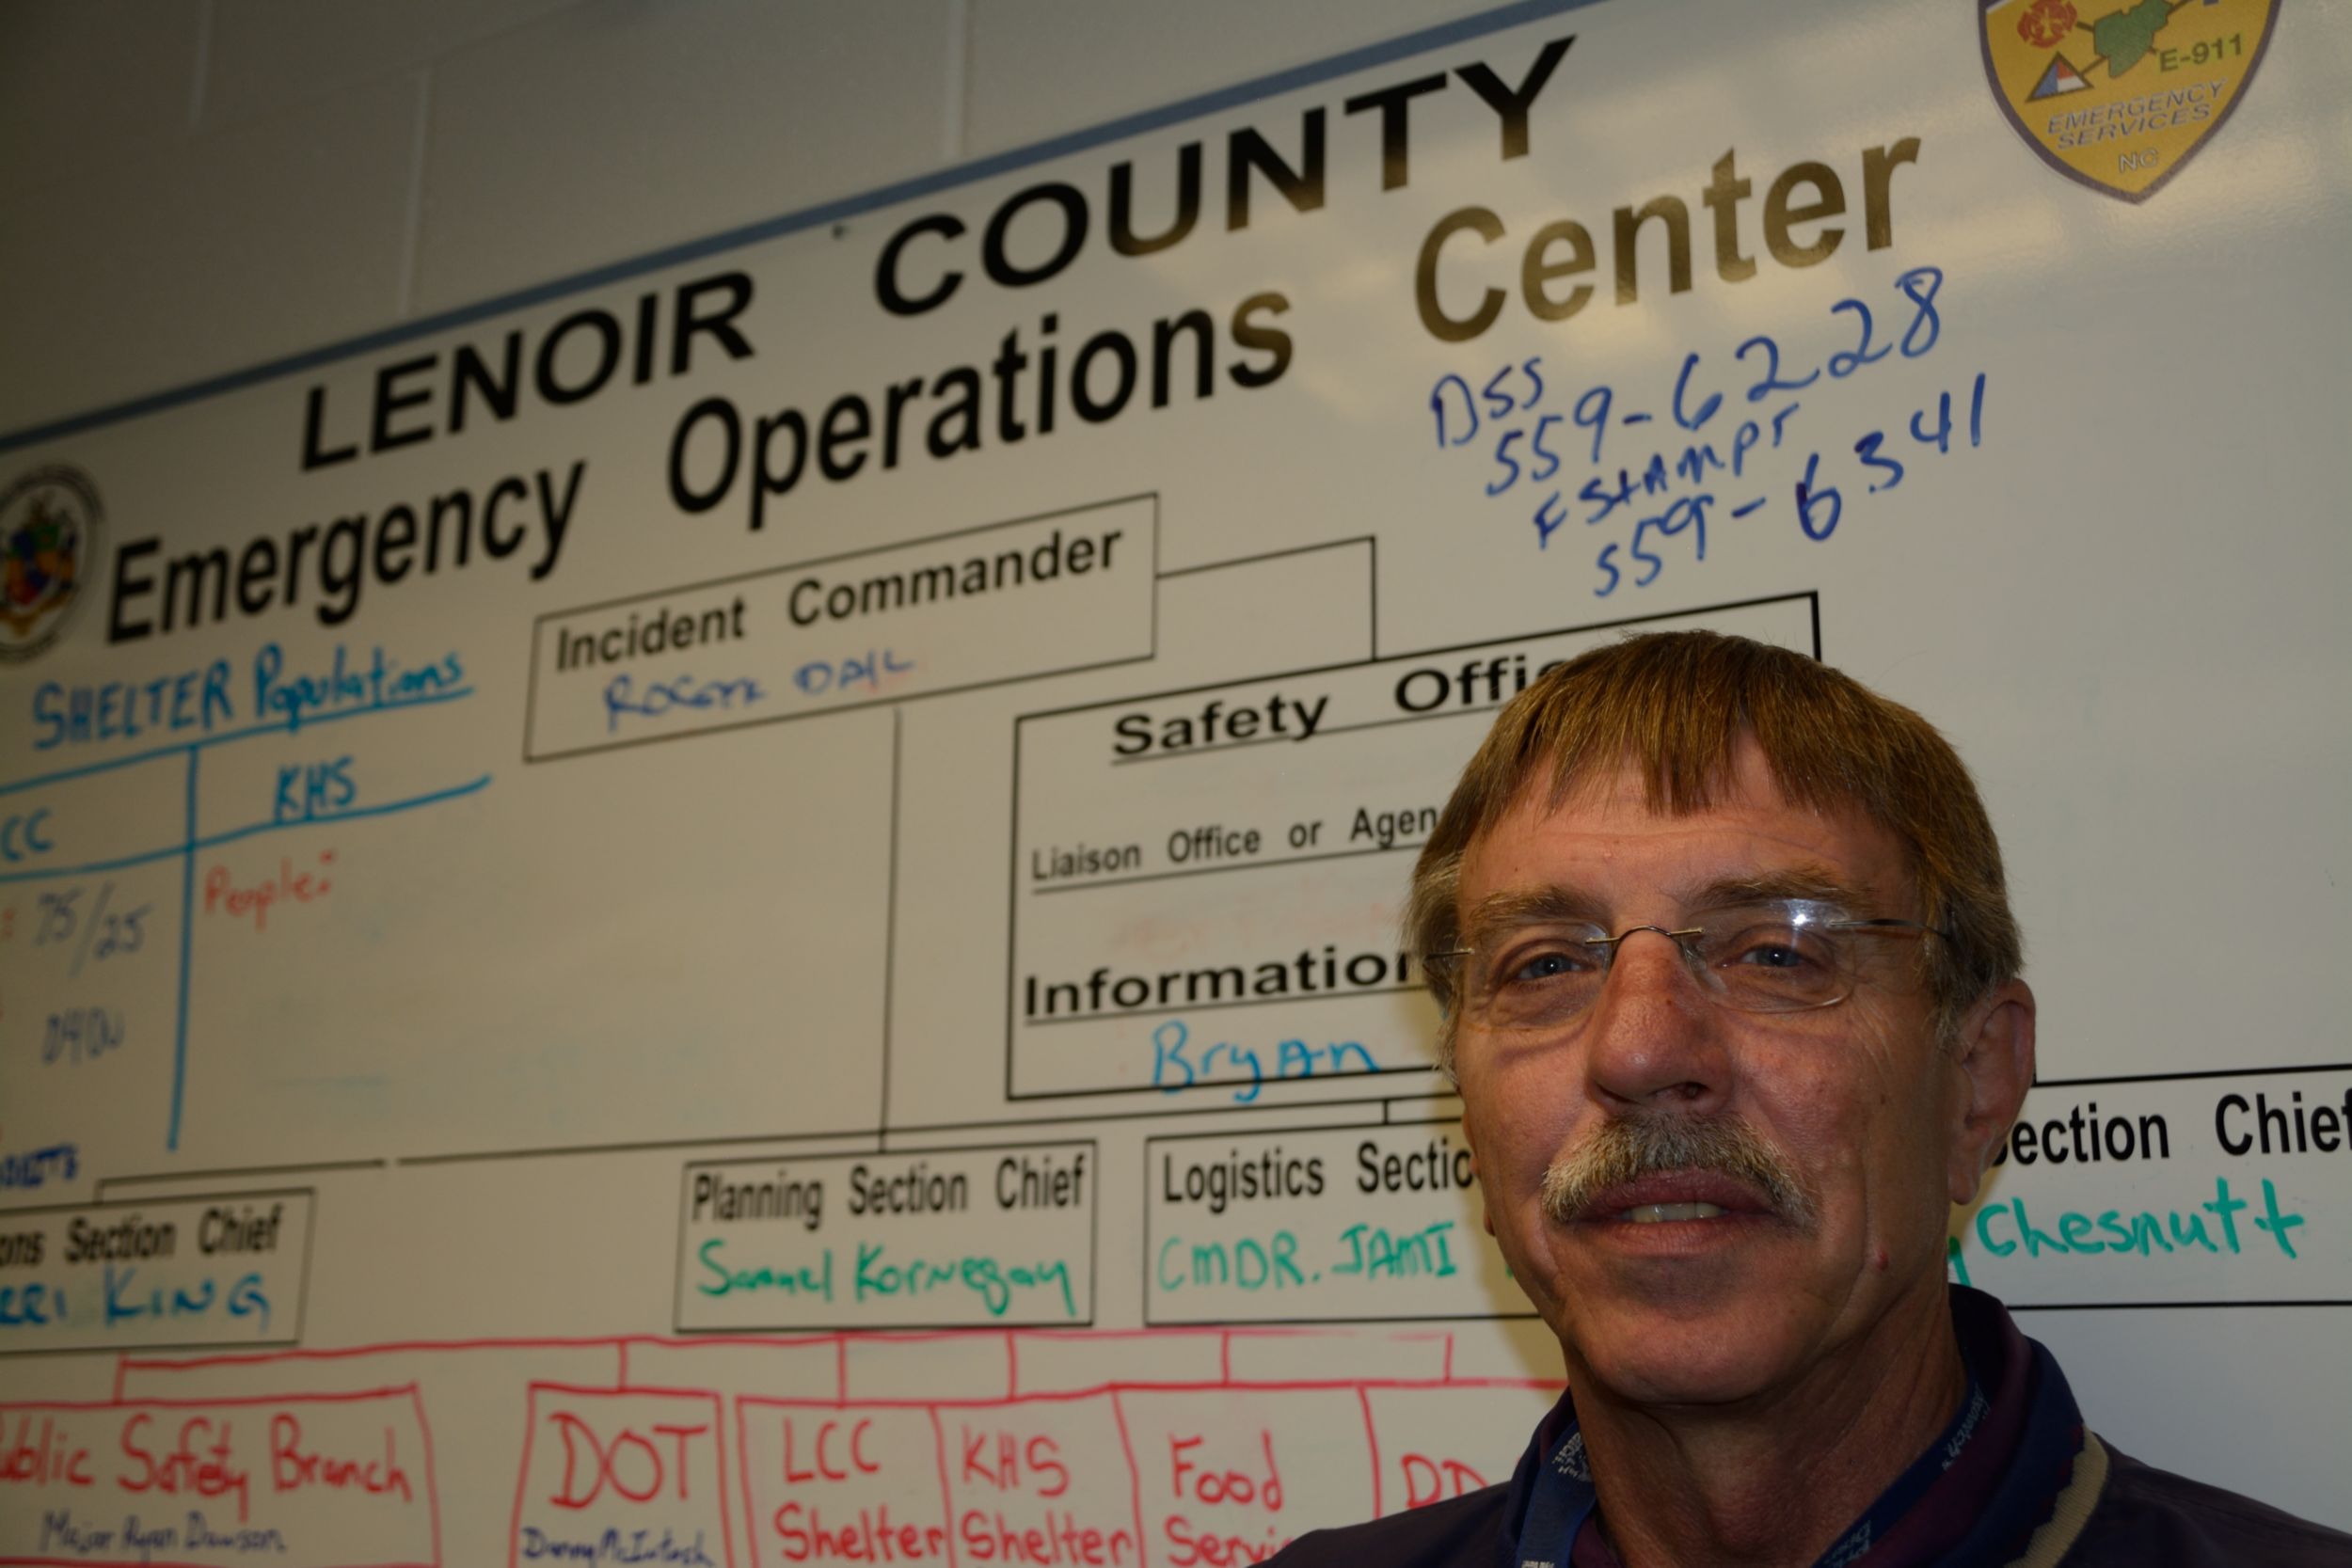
[{"xmin": 1450, "ymin": 901, "xmax": 1928, "ymax": 1033}]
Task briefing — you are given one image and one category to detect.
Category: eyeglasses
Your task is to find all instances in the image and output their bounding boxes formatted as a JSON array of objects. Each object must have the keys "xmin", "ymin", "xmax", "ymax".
[{"xmin": 1424, "ymin": 898, "xmax": 1946, "ymax": 1036}]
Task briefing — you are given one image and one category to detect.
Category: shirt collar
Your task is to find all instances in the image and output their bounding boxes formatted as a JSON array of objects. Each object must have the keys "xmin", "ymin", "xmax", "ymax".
[{"xmin": 1498, "ymin": 1286, "xmax": 2081, "ymax": 1567}]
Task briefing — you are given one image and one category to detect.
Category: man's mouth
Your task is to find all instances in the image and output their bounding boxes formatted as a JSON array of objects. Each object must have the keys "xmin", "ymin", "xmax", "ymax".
[
  {"xmin": 1540, "ymin": 1115, "xmax": 1820, "ymax": 1233},
  {"xmin": 1620, "ymin": 1201, "xmax": 1726, "ymax": 1223},
  {"xmin": 1573, "ymin": 1171, "xmax": 1776, "ymax": 1227}
]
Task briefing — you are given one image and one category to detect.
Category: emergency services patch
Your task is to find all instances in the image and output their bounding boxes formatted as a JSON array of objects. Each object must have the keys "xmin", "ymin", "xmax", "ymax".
[
  {"xmin": 0, "ymin": 465, "xmax": 101, "ymax": 663},
  {"xmin": 1979, "ymin": 0, "xmax": 2275, "ymax": 201}
]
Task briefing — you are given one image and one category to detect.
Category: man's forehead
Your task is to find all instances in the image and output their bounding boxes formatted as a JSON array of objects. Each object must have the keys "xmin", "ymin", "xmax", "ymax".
[
  {"xmin": 1486, "ymin": 740, "xmax": 1812, "ymax": 835},
  {"xmin": 1524, "ymin": 731, "xmax": 1784, "ymax": 817},
  {"xmin": 1458, "ymin": 863, "xmax": 1882, "ymax": 933},
  {"xmin": 1458, "ymin": 750, "xmax": 1915, "ymax": 909}
]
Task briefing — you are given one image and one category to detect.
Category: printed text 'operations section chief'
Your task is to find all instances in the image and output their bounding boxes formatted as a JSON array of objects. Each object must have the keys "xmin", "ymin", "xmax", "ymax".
[{"xmin": 1007, "ymin": 594, "xmax": 1817, "ymax": 1101}]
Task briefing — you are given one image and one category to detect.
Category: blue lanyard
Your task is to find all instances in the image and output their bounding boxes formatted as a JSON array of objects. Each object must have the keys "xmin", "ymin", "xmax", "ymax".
[
  {"xmin": 1512, "ymin": 1425, "xmax": 1597, "ymax": 1568},
  {"xmin": 1512, "ymin": 1370, "xmax": 1987, "ymax": 1568}
]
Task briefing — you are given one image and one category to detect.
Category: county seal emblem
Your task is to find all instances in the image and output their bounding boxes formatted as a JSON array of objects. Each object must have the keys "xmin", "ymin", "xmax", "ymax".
[
  {"xmin": 0, "ymin": 465, "xmax": 103, "ymax": 662},
  {"xmin": 1980, "ymin": 0, "xmax": 2276, "ymax": 200}
]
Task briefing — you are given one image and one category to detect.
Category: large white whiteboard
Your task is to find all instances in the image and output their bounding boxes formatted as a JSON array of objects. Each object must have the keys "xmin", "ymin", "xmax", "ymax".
[{"xmin": 3, "ymin": 1, "xmax": 2347, "ymax": 1560}]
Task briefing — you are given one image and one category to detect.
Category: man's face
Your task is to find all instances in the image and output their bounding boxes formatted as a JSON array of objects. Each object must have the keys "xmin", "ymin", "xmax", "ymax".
[{"xmin": 1453, "ymin": 741, "xmax": 1979, "ymax": 1411}]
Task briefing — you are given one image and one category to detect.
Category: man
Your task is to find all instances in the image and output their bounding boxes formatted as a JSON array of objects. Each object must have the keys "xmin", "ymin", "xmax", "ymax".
[{"xmin": 1277, "ymin": 632, "xmax": 2349, "ymax": 1567}]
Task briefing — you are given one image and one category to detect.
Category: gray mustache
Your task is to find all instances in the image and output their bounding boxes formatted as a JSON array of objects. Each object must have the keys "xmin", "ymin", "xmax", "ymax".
[{"xmin": 1540, "ymin": 1116, "xmax": 1819, "ymax": 1231}]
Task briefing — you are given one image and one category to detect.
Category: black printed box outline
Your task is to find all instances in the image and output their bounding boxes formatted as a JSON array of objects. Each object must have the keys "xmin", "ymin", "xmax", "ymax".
[
  {"xmin": 1003, "ymin": 591, "xmax": 1821, "ymax": 1104},
  {"xmin": 526, "ymin": 494, "xmax": 1161, "ymax": 764},
  {"xmin": 672, "ymin": 1138, "xmax": 1101, "ymax": 1333},
  {"xmin": 0, "ymin": 1186, "xmax": 315, "ymax": 1357},
  {"xmin": 1141, "ymin": 1117, "xmax": 1534, "ymax": 1328}
]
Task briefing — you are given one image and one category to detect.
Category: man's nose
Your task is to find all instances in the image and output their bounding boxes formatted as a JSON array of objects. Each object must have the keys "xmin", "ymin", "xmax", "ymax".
[{"xmin": 1581, "ymin": 928, "xmax": 1731, "ymax": 1114}]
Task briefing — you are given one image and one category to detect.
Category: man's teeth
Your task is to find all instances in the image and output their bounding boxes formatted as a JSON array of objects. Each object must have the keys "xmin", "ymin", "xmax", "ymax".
[{"xmin": 1619, "ymin": 1201, "xmax": 1726, "ymax": 1223}]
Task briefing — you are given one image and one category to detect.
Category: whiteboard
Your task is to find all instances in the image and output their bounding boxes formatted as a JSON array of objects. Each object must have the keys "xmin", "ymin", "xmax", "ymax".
[{"xmin": 3, "ymin": 0, "xmax": 2347, "ymax": 1560}]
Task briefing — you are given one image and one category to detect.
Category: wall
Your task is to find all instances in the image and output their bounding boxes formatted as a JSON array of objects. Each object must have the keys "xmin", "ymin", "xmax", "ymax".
[
  {"xmin": 0, "ymin": 0, "xmax": 1514, "ymax": 435},
  {"xmin": 3, "ymin": 2, "xmax": 2347, "ymax": 1562}
]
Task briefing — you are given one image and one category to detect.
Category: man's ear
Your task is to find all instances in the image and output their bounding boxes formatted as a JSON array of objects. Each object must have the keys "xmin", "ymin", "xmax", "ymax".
[{"xmin": 1947, "ymin": 979, "xmax": 2035, "ymax": 1207}]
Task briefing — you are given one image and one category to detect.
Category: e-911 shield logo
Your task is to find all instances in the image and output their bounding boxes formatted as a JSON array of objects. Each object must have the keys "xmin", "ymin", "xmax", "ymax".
[
  {"xmin": 1980, "ymin": 0, "xmax": 2276, "ymax": 202},
  {"xmin": 0, "ymin": 465, "xmax": 103, "ymax": 662}
]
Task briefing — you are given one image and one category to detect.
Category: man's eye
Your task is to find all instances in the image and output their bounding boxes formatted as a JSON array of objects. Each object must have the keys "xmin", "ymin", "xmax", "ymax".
[
  {"xmin": 1502, "ymin": 947, "xmax": 1592, "ymax": 985},
  {"xmin": 1723, "ymin": 929, "xmax": 1824, "ymax": 970}
]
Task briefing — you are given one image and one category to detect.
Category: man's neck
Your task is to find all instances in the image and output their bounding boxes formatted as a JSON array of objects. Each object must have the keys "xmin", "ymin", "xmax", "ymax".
[{"xmin": 1563, "ymin": 1290, "xmax": 1968, "ymax": 1568}]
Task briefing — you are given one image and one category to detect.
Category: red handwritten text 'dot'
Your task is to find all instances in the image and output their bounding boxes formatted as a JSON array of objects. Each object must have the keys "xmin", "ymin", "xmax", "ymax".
[{"xmin": 548, "ymin": 1413, "xmax": 709, "ymax": 1510}]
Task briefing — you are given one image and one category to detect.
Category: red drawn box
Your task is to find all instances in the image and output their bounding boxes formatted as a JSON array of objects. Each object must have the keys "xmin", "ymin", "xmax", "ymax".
[
  {"xmin": 1115, "ymin": 1388, "xmax": 1372, "ymax": 1568},
  {"xmin": 735, "ymin": 1400, "xmax": 953, "ymax": 1566},
  {"xmin": 937, "ymin": 1394, "xmax": 1143, "ymax": 1567},
  {"xmin": 510, "ymin": 1384, "xmax": 736, "ymax": 1568},
  {"xmin": 0, "ymin": 1386, "xmax": 439, "ymax": 1568}
]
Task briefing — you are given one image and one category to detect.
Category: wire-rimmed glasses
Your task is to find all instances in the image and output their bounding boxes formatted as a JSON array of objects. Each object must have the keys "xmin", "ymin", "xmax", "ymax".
[{"xmin": 1424, "ymin": 897, "xmax": 1945, "ymax": 1037}]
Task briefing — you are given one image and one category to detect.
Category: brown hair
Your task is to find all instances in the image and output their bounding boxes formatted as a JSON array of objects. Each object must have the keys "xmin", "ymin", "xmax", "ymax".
[{"xmin": 1406, "ymin": 631, "xmax": 2021, "ymax": 1070}]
